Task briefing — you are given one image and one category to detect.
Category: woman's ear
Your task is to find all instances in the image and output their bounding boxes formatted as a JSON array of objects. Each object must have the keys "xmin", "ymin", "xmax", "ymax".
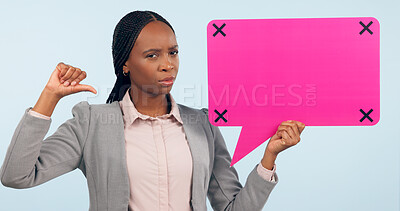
[{"xmin": 122, "ymin": 64, "xmax": 128, "ymax": 72}]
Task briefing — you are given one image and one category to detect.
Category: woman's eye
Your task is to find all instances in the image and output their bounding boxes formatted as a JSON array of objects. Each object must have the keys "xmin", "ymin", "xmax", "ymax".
[{"xmin": 146, "ymin": 54, "xmax": 157, "ymax": 58}]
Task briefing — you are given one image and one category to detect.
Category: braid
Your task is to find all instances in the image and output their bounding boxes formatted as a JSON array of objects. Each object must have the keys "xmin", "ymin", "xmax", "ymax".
[{"xmin": 106, "ymin": 10, "xmax": 175, "ymax": 104}]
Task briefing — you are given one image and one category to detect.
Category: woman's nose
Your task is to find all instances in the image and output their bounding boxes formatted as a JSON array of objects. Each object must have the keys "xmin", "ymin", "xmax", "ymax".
[{"xmin": 160, "ymin": 55, "xmax": 174, "ymax": 72}]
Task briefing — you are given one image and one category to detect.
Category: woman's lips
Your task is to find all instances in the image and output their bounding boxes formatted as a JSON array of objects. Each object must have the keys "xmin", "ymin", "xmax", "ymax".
[
  {"xmin": 159, "ymin": 79, "xmax": 174, "ymax": 86},
  {"xmin": 159, "ymin": 76, "xmax": 175, "ymax": 86}
]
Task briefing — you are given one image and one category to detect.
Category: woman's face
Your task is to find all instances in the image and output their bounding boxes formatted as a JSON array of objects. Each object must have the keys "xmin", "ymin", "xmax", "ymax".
[{"xmin": 123, "ymin": 21, "xmax": 179, "ymax": 97}]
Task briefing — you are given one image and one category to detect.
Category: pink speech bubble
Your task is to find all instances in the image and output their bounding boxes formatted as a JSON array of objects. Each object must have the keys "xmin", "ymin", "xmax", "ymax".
[{"xmin": 206, "ymin": 17, "xmax": 380, "ymax": 166}]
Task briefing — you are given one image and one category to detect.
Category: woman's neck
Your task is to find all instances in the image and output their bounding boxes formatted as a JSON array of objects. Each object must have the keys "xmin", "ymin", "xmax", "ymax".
[{"xmin": 129, "ymin": 87, "xmax": 171, "ymax": 117}]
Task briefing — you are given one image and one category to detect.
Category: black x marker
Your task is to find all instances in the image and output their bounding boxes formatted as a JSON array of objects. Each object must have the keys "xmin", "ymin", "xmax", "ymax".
[
  {"xmin": 359, "ymin": 109, "xmax": 373, "ymax": 122},
  {"xmin": 214, "ymin": 109, "xmax": 228, "ymax": 122},
  {"xmin": 213, "ymin": 23, "xmax": 226, "ymax": 37},
  {"xmin": 359, "ymin": 21, "xmax": 373, "ymax": 35}
]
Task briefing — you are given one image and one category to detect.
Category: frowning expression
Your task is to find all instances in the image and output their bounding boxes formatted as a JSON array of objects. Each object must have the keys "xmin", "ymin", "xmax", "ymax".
[{"xmin": 123, "ymin": 20, "xmax": 179, "ymax": 96}]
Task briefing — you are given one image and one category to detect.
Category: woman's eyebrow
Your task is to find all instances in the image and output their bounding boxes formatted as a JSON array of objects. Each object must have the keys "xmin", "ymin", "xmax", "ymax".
[
  {"xmin": 169, "ymin": 45, "xmax": 179, "ymax": 49},
  {"xmin": 142, "ymin": 45, "xmax": 179, "ymax": 54}
]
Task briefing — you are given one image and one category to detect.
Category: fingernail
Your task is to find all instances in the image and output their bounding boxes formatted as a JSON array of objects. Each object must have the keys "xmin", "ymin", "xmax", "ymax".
[
  {"xmin": 64, "ymin": 81, "xmax": 69, "ymax": 86},
  {"xmin": 71, "ymin": 81, "xmax": 76, "ymax": 86}
]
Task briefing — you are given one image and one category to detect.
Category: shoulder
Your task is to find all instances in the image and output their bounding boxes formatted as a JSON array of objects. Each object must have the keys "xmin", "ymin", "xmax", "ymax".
[
  {"xmin": 71, "ymin": 101, "xmax": 121, "ymax": 116},
  {"xmin": 177, "ymin": 103, "xmax": 216, "ymax": 134},
  {"xmin": 176, "ymin": 103, "xmax": 210, "ymax": 122},
  {"xmin": 70, "ymin": 101, "xmax": 123, "ymax": 126},
  {"xmin": 177, "ymin": 103, "xmax": 209, "ymax": 115}
]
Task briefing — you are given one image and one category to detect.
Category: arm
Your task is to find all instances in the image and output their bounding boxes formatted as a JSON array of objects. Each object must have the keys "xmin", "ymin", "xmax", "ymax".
[
  {"xmin": 202, "ymin": 109, "xmax": 278, "ymax": 211},
  {"xmin": 257, "ymin": 162, "xmax": 277, "ymax": 182},
  {"xmin": 0, "ymin": 62, "xmax": 96, "ymax": 189},
  {"xmin": 29, "ymin": 109, "xmax": 51, "ymax": 120},
  {"xmin": 0, "ymin": 101, "xmax": 90, "ymax": 188}
]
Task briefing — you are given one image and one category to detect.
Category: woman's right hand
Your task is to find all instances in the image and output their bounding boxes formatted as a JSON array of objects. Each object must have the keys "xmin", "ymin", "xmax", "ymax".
[{"xmin": 45, "ymin": 62, "xmax": 97, "ymax": 99}]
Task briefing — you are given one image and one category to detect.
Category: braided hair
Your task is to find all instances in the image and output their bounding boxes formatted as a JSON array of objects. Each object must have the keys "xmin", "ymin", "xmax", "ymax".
[{"xmin": 106, "ymin": 10, "xmax": 175, "ymax": 104}]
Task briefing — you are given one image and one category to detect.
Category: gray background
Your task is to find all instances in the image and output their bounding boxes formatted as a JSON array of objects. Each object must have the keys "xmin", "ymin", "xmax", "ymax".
[{"xmin": 0, "ymin": 0, "xmax": 398, "ymax": 210}]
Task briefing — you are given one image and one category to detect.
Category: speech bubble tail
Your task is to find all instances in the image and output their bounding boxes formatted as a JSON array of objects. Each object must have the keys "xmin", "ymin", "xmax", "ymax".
[{"xmin": 230, "ymin": 124, "xmax": 277, "ymax": 167}]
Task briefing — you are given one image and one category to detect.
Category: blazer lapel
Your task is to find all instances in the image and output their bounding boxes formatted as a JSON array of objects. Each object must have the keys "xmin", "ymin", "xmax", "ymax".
[{"xmin": 177, "ymin": 104, "xmax": 209, "ymax": 209}]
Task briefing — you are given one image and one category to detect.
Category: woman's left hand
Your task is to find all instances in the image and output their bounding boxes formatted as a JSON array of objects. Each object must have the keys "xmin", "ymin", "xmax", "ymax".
[{"xmin": 261, "ymin": 120, "xmax": 305, "ymax": 170}]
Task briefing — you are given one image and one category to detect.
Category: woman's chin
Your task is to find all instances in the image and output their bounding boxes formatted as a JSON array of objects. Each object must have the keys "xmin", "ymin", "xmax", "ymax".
[{"xmin": 160, "ymin": 85, "xmax": 173, "ymax": 92}]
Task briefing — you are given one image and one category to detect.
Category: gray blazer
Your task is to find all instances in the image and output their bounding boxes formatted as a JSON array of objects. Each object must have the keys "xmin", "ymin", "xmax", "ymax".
[{"xmin": 0, "ymin": 101, "xmax": 278, "ymax": 211}]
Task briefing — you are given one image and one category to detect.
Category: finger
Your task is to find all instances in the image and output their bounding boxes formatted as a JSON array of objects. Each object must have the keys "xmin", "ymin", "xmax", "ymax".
[
  {"xmin": 280, "ymin": 131, "xmax": 291, "ymax": 145},
  {"xmin": 290, "ymin": 120, "xmax": 301, "ymax": 137},
  {"xmin": 276, "ymin": 130, "xmax": 283, "ymax": 139},
  {"xmin": 285, "ymin": 125, "xmax": 297, "ymax": 142},
  {"xmin": 277, "ymin": 125, "xmax": 296, "ymax": 141},
  {"xmin": 276, "ymin": 129, "xmax": 289, "ymax": 144},
  {"xmin": 68, "ymin": 68, "xmax": 82, "ymax": 86},
  {"xmin": 282, "ymin": 121, "xmax": 300, "ymax": 138},
  {"xmin": 282, "ymin": 130, "xmax": 299, "ymax": 146},
  {"xmin": 57, "ymin": 63, "xmax": 70, "ymax": 82},
  {"xmin": 61, "ymin": 66, "xmax": 77, "ymax": 85},
  {"xmin": 56, "ymin": 62, "xmax": 66, "ymax": 72},
  {"xmin": 296, "ymin": 121, "xmax": 306, "ymax": 133},
  {"xmin": 71, "ymin": 71, "xmax": 87, "ymax": 86},
  {"xmin": 74, "ymin": 84, "xmax": 97, "ymax": 94}
]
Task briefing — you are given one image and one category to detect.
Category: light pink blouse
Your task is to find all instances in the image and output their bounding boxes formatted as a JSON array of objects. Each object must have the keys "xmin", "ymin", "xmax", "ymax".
[{"xmin": 28, "ymin": 88, "xmax": 276, "ymax": 211}]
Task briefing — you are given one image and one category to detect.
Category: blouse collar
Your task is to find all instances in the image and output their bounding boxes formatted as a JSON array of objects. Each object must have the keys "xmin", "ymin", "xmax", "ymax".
[{"xmin": 119, "ymin": 88, "xmax": 183, "ymax": 126}]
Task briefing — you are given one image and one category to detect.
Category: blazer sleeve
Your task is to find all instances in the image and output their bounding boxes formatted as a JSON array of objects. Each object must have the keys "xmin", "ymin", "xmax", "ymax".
[
  {"xmin": 0, "ymin": 101, "xmax": 90, "ymax": 189},
  {"xmin": 201, "ymin": 108, "xmax": 278, "ymax": 211}
]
